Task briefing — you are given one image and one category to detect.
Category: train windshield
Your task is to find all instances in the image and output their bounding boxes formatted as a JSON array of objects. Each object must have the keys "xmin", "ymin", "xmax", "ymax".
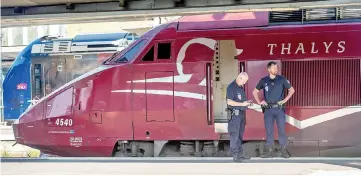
[
  {"xmin": 114, "ymin": 39, "xmax": 146, "ymax": 63},
  {"xmin": 31, "ymin": 53, "xmax": 112, "ymax": 100}
]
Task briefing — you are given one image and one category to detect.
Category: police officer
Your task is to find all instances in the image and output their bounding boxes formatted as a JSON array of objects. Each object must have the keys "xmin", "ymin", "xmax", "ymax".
[
  {"xmin": 252, "ymin": 61, "xmax": 295, "ymax": 158},
  {"xmin": 226, "ymin": 72, "xmax": 252, "ymax": 162}
]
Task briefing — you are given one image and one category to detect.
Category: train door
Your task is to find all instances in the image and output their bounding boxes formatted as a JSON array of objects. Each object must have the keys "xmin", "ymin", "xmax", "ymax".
[
  {"xmin": 131, "ymin": 40, "xmax": 176, "ymax": 140},
  {"xmin": 31, "ymin": 63, "xmax": 45, "ymax": 102},
  {"xmin": 22, "ymin": 61, "xmax": 46, "ymax": 146}
]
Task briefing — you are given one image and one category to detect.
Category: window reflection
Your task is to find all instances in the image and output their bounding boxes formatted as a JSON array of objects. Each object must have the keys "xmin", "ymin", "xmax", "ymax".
[
  {"xmin": 31, "ymin": 53, "xmax": 112, "ymax": 100},
  {"xmin": 115, "ymin": 39, "xmax": 145, "ymax": 63}
]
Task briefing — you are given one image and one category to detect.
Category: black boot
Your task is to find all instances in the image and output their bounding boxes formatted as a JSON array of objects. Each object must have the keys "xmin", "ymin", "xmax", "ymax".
[
  {"xmin": 233, "ymin": 153, "xmax": 243, "ymax": 162},
  {"xmin": 261, "ymin": 147, "xmax": 274, "ymax": 158},
  {"xmin": 239, "ymin": 151, "xmax": 251, "ymax": 160},
  {"xmin": 280, "ymin": 147, "xmax": 290, "ymax": 158}
]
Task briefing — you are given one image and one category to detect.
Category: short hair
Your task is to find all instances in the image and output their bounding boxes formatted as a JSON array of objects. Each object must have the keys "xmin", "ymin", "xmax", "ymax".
[
  {"xmin": 238, "ymin": 72, "xmax": 248, "ymax": 79},
  {"xmin": 267, "ymin": 61, "xmax": 277, "ymax": 68}
]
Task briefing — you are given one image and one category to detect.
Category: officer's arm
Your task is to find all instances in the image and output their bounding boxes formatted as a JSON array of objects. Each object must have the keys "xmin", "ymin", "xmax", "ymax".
[
  {"xmin": 227, "ymin": 99, "xmax": 250, "ymax": 107},
  {"xmin": 252, "ymin": 79, "xmax": 264, "ymax": 104},
  {"xmin": 283, "ymin": 78, "xmax": 295, "ymax": 103},
  {"xmin": 226, "ymin": 86, "xmax": 249, "ymax": 107}
]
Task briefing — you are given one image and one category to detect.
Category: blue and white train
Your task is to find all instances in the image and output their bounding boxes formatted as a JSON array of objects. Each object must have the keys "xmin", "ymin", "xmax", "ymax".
[{"xmin": 3, "ymin": 32, "xmax": 139, "ymax": 121}]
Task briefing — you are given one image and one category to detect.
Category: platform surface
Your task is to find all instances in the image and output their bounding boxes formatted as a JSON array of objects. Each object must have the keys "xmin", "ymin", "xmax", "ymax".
[
  {"xmin": 0, "ymin": 126, "xmax": 14, "ymax": 141},
  {"xmin": 2, "ymin": 157, "xmax": 361, "ymax": 175}
]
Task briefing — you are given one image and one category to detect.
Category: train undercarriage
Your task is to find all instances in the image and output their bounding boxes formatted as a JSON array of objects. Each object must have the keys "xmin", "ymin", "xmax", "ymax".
[
  {"xmin": 112, "ymin": 140, "xmax": 269, "ymax": 157},
  {"xmin": 111, "ymin": 140, "xmax": 361, "ymax": 158}
]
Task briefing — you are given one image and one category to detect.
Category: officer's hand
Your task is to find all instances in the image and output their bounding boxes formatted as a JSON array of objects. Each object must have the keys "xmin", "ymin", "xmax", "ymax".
[
  {"xmin": 277, "ymin": 100, "xmax": 286, "ymax": 105},
  {"xmin": 247, "ymin": 100, "xmax": 253, "ymax": 106},
  {"xmin": 243, "ymin": 101, "xmax": 251, "ymax": 106}
]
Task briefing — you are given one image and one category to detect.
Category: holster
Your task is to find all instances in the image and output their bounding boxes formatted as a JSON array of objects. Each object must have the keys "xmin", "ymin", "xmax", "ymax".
[{"xmin": 225, "ymin": 108, "xmax": 232, "ymax": 120}]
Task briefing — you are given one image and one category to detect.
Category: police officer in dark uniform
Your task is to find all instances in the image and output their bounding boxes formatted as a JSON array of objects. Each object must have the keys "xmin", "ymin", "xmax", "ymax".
[
  {"xmin": 226, "ymin": 72, "xmax": 253, "ymax": 162},
  {"xmin": 252, "ymin": 61, "xmax": 295, "ymax": 158}
]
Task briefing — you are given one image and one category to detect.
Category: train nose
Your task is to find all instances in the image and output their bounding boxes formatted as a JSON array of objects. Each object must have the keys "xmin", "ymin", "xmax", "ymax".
[{"xmin": 12, "ymin": 119, "xmax": 25, "ymax": 144}]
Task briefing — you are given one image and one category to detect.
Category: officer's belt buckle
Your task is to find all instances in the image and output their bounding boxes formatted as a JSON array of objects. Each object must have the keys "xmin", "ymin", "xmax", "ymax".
[
  {"xmin": 271, "ymin": 104, "xmax": 279, "ymax": 108},
  {"xmin": 268, "ymin": 104, "xmax": 282, "ymax": 108}
]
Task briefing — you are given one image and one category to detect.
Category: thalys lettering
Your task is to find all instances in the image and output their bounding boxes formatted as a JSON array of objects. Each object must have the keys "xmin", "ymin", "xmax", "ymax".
[{"xmin": 268, "ymin": 41, "xmax": 346, "ymax": 55}]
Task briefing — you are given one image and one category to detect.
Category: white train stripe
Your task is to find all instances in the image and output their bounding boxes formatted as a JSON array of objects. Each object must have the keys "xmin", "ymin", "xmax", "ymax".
[
  {"xmin": 129, "ymin": 74, "xmax": 192, "ymax": 83},
  {"xmin": 300, "ymin": 105, "xmax": 361, "ymax": 129},
  {"xmin": 198, "ymin": 78, "xmax": 206, "ymax": 86},
  {"xmin": 248, "ymin": 104, "xmax": 302, "ymax": 129},
  {"xmin": 236, "ymin": 48, "xmax": 244, "ymax": 55},
  {"xmin": 113, "ymin": 89, "xmax": 361, "ymax": 131},
  {"xmin": 112, "ymin": 89, "xmax": 206, "ymax": 100},
  {"xmin": 217, "ymin": 104, "xmax": 361, "ymax": 132}
]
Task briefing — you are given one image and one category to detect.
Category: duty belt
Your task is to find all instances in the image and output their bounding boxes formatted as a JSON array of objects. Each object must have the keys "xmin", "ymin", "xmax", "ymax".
[{"xmin": 262, "ymin": 103, "xmax": 284, "ymax": 109}]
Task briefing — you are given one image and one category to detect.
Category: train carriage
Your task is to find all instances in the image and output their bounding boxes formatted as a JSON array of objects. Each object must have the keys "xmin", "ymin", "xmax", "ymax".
[{"xmin": 13, "ymin": 8, "xmax": 361, "ymax": 157}]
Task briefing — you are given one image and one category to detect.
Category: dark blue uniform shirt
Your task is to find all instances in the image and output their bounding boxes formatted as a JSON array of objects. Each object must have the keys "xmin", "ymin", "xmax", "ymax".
[
  {"xmin": 226, "ymin": 80, "xmax": 247, "ymax": 111},
  {"xmin": 255, "ymin": 75, "xmax": 292, "ymax": 104}
]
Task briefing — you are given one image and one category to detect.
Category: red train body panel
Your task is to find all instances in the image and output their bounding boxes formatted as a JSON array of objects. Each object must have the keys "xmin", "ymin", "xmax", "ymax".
[{"xmin": 13, "ymin": 11, "xmax": 361, "ymax": 157}]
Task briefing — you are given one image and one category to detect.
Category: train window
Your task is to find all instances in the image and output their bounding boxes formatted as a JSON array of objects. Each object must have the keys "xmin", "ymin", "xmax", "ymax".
[
  {"xmin": 157, "ymin": 42, "xmax": 171, "ymax": 59},
  {"xmin": 115, "ymin": 40, "xmax": 145, "ymax": 63},
  {"xmin": 142, "ymin": 46, "xmax": 154, "ymax": 62},
  {"xmin": 46, "ymin": 87, "xmax": 74, "ymax": 118},
  {"xmin": 33, "ymin": 64, "xmax": 43, "ymax": 98}
]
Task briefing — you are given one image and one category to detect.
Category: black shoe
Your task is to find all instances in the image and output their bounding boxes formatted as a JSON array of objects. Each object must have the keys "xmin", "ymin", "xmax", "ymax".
[
  {"xmin": 280, "ymin": 147, "xmax": 290, "ymax": 158},
  {"xmin": 239, "ymin": 151, "xmax": 251, "ymax": 160},
  {"xmin": 233, "ymin": 154, "xmax": 243, "ymax": 162},
  {"xmin": 261, "ymin": 147, "xmax": 274, "ymax": 158},
  {"xmin": 240, "ymin": 154, "xmax": 251, "ymax": 160}
]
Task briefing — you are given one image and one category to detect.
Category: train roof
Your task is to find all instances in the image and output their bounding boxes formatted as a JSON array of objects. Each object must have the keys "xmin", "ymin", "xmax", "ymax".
[
  {"xmin": 72, "ymin": 33, "xmax": 131, "ymax": 43},
  {"xmin": 173, "ymin": 7, "xmax": 361, "ymax": 31},
  {"xmin": 40, "ymin": 32, "xmax": 134, "ymax": 43},
  {"xmin": 31, "ymin": 32, "xmax": 138, "ymax": 55},
  {"xmin": 176, "ymin": 12, "xmax": 268, "ymax": 31}
]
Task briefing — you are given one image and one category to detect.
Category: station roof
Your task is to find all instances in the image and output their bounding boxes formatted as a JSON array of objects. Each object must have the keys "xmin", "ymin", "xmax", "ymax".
[
  {"xmin": 1, "ymin": 0, "xmax": 113, "ymax": 8},
  {"xmin": 2, "ymin": 0, "xmax": 361, "ymax": 27}
]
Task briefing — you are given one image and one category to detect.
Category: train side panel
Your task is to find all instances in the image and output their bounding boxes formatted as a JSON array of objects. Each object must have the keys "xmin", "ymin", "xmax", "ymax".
[{"xmin": 129, "ymin": 38, "xmax": 219, "ymax": 141}]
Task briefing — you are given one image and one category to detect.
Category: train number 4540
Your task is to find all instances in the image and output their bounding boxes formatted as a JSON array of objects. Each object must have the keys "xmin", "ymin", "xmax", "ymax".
[{"xmin": 55, "ymin": 118, "xmax": 73, "ymax": 126}]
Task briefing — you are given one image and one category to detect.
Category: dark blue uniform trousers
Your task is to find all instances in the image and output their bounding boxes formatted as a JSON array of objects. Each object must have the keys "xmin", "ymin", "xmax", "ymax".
[
  {"xmin": 228, "ymin": 114, "xmax": 246, "ymax": 155},
  {"xmin": 264, "ymin": 108, "xmax": 287, "ymax": 147}
]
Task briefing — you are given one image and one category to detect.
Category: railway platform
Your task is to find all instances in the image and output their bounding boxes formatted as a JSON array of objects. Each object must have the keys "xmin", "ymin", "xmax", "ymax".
[{"xmin": 2, "ymin": 157, "xmax": 361, "ymax": 175}]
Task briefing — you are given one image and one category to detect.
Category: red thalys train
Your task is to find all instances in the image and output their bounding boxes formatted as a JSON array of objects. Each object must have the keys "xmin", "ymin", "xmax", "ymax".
[{"xmin": 13, "ymin": 9, "xmax": 361, "ymax": 157}]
